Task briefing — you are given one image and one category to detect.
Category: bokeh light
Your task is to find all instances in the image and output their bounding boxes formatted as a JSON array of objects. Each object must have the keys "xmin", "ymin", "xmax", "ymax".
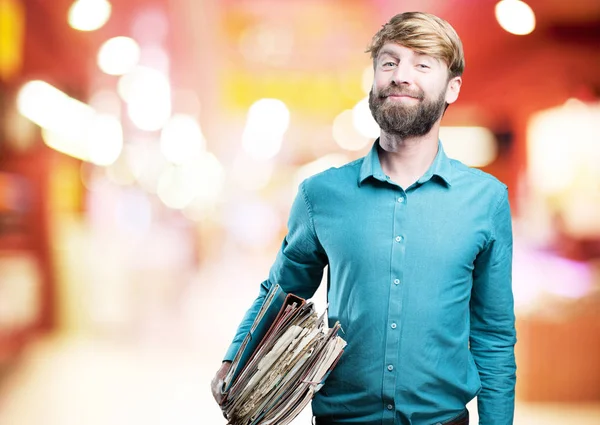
[
  {"xmin": 87, "ymin": 114, "xmax": 123, "ymax": 166},
  {"xmin": 332, "ymin": 109, "xmax": 371, "ymax": 151},
  {"xmin": 41, "ymin": 128, "xmax": 90, "ymax": 162},
  {"xmin": 68, "ymin": 0, "xmax": 112, "ymax": 32},
  {"xmin": 130, "ymin": 139, "xmax": 168, "ymax": 194},
  {"xmin": 157, "ymin": 152, "xmax": 224, "ymax": 210},
  {"xmin": 242, "ymin": 98, "xmax": 290, "ymax": 160},
  {"xmin": 352, "ymin": 97, "xmax": 379, "ymax": 139},
  {"xmin": 495, "ymin": 0, "xmax": 536, "ymax": 35},
  {"xmin": 157, "ymin": 164, "xmax": 198, "ymax": 209},
  {"xmin": 183, "ymin": 153, "xmax": 225, "ymax": 214},
  {"xmin": 439, "ymin": 126, "xmax": 498, "ymax": 168},
  {"xmin": 17, "ymin": 80, "xmax": 94, "ymax": 131},
  {"xmin": 97, "ymin": 37, "xmax": 141, "ymax": 76},
  {"xmin": 118, "ymin": 66, "xmax": 172, "ymax": 131},
  {"xmin": 160, "ymin": 115, "xmax": 205, "ymax": 164},
  {"xmin": 138, "ymin": 45, "xmax": 170, "ymax": 75},
  {"xmin": 361, "ymin": 65, "xmax": 373, "ymax": 95}
]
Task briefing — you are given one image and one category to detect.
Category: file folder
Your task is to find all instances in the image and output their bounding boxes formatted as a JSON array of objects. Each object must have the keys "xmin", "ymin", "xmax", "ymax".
[
  {"xmin": 219, "ymin": 284, "xmax": 346, "ymax": 425},
  {"xmin": 222, "ymin": 284, "xmax": 289, "ymax": 392}
]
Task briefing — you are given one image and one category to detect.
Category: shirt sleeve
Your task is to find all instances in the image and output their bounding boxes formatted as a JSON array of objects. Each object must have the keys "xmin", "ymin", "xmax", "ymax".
[
  {"xmin": 223, "ymin": 181, "xmax": 328, "ymax": 361},
  {"xmin": 470, "ymin": 187, "xmax": 517, "ymax": 425}
]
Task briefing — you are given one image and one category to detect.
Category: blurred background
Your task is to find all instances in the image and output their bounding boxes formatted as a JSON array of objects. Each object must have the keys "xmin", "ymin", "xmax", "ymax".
[{"xmin": 0, "ymin": 0, "xmax": 599, "ymax": 423}]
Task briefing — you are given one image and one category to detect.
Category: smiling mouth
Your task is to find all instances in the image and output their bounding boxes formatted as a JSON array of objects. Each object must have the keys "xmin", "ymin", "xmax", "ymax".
[{"xmin": 386, "ymin": 94, "xmax": 419, "ymax": 100}]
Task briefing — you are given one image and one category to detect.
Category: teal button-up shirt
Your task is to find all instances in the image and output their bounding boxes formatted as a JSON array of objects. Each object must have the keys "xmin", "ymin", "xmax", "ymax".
[{"xmin": 225, "ymin": 141, "xmax": 516, "ymax": 425}]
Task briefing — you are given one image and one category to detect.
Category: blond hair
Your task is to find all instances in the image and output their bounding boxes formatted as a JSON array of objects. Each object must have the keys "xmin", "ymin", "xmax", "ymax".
[{"xmin": 366, "ymin": 12, "xmax": 465, "ymax": 78}]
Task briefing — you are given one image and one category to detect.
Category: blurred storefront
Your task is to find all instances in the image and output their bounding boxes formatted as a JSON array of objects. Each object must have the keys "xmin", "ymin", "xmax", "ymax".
[{"xmin": 0, "ymin": 0, "xmax": 600, "ymax": 423}]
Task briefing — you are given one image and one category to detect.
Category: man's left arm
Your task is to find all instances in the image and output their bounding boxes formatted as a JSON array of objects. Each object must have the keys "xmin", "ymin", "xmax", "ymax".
[{"xmin": 470, "ymin": 187, "xmax": 517, "ymax": 425}]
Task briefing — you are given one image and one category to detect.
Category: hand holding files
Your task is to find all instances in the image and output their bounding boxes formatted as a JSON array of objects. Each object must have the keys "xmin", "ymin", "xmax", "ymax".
[{"xmin": 219, "ymin": 284, "xmax": 346, "ymax": 425}]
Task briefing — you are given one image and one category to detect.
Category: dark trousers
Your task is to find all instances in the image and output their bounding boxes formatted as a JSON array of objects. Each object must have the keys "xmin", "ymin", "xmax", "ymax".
[
  {"xmin": 314, "ymin": 408, "xmax": 469, "ymax": 425},
  {"xmin": 441, "ymin": 408, "xmax": 469, "ymax": 425}
]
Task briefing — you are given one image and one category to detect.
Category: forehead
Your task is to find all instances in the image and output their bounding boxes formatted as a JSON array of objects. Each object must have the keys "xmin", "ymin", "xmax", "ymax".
[{"xmin": 377, "ymin": 43, "xmax": 428, "ymax": 58}]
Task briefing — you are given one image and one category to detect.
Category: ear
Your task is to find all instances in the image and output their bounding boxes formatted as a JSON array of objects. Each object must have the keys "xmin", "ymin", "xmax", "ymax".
[{"xmin": 445, "ymin": 76, "xmax": 462, "ymax": 104}]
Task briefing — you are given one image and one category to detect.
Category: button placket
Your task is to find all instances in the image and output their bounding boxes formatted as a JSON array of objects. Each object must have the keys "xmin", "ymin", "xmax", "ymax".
[{"xmin": 384, "ymin": 190, "xmax": 406, "ymax": 421}]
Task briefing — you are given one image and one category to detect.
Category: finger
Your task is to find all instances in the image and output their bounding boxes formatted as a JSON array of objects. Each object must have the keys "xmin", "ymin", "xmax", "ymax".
[
  {"xmin": 213, "ymin": 380, "xmax": 226, "ymax": 405},
  {"xmin": 211, "ymin": 385, "xmax": 221, "ymax": 404}
]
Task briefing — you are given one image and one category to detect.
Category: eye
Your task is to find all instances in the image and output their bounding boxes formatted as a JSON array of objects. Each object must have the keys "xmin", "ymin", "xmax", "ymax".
[
  {"xmin": 417, "ymin": 64, "xmax": 430, "ymax": 69},
  {"xmin": 382, "ymin": 61, "xmax": 396, "ymax": 68}
]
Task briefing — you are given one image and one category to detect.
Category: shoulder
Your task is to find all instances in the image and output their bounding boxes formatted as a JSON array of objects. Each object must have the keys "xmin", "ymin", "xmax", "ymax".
[
  {"xmin": 301, "ymin": 157, "xmax": 364, "ymax": 194},
  {"xmin": 447, "ymin": 158, "xmax": 510, "ymax": 220},
  {"xmin": 449, "ymin": 158, "xmax": 507, "ymax": 195}
]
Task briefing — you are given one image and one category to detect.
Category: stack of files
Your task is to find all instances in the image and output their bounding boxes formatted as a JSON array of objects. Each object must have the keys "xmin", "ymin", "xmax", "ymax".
[{"xmin": 220, "ymin": 284, "xmax": 346, "ymax": 425}]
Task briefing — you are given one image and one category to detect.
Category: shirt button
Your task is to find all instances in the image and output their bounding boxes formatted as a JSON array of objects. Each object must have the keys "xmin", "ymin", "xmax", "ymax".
[
  {"xmin": 397, "ymin": 197, "xmax": 404, "ymax": 203},
  {"xmin": 387, "ymin": 364, "xmax": 394, "ymax": 371},
  {"xmin": 387, "ymin": 404, "xmax": 393, "ymax": 410},
  {"xmin": 395, "ymin": 236, "xmax": 403, "ymax": 242},
  {"xmin": 394, "ymin": 279, "xmax": 400, "ymax": 285},
  {"xmin": 391, "ymin": 323, "xmax": 397, "ymax": 329}
]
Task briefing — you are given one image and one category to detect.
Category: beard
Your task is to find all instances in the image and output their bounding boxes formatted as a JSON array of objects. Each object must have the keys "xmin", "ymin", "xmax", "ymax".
[{"xmin": 368, "ymin": 84, "xmax": 447, "ymax": 139}]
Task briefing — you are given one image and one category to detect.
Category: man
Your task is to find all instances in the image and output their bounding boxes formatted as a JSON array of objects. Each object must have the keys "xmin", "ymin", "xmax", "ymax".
[{"xmin": 212, "ymin": 11, "xmax": 516, "ymax": 425}]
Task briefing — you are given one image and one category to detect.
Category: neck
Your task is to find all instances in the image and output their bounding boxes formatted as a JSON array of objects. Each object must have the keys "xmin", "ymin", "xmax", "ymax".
[{"xmin": 377, "ymin": 122, "xmax": 441, "ymax": 188}]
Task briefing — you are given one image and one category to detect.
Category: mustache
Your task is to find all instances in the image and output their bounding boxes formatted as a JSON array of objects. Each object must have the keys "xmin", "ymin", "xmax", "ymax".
[{"xmin": 377, "ymin": 86, "xmax": 424, "ymax": 100}]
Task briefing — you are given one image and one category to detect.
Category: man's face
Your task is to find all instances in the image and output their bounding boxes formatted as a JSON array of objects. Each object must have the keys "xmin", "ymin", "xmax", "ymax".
[{"xmin": 369, "ymin": 43, "xmax": 461, "ymax": 138}]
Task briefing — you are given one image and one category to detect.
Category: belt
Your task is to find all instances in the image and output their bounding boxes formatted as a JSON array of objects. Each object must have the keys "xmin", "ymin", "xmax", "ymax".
[
  {"xmin": 313, "ymin": 408, "xmax": 469, "ymax": 425},
  {"xmin": 436, "ymin": 408, "xmax": 469, "ymax": 425}
]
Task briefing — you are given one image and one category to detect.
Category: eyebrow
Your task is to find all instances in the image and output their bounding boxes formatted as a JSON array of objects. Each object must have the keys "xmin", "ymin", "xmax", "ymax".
[
  {"xmin": 377, "ymin": 49, "xmax": 398, "ymax": 59},
  {"xmin": 377, "ymin": 49, "xmax": 434, "ymax": 61}
]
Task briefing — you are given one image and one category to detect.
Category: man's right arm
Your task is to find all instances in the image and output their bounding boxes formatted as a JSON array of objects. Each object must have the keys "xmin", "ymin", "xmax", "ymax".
[{"xmin": 211, "ymin": 181, "xmax": 328, "ymax": 403}]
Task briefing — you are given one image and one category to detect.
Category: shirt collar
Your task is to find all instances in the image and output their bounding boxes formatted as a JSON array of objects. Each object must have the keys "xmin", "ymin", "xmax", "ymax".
[
  {"xmin": 358, "ymin": 140, "xmax": 388, "ymax": 185},
  {"xmin": 358, "ymin": 139, "xmax": 453, "ymax": 187}
]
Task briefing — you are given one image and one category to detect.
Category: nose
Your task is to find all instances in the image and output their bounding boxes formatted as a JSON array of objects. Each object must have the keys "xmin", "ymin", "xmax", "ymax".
[{"xmin": 390, "ymin": 61, "xmax": 414, "ymax": 86}]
